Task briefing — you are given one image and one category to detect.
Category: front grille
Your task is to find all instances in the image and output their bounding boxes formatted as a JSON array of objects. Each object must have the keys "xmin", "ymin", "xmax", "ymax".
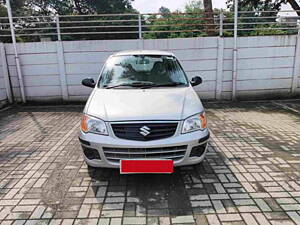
[
  {"xmin": 103, "ymin": 145, "xmax": 187, "ymax": 163},
  {"xmin": 111, "ymin": 123, "xmax": 178, "ymax": 141}
]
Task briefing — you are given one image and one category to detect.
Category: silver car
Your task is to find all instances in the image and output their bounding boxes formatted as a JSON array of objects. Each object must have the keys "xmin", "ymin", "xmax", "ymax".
[{"xmin": 79, "ymin": 50, "xmax": 209, "ymax": 170}]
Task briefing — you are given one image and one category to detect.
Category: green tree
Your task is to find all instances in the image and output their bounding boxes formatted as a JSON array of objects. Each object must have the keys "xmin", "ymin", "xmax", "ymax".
[
  {"xmin": 29, "ymin": 0, "xmax": 135, "ymax": 15},
  {"xmin": 143, "ymin": 1, "xmax": 218, "ymax": 39},
  {"xmin": 0, "ymin": 0, "xmax": 138, "ymax": 42},
  {"xmin": 1, "ymin": 0, "xmax": 136, "ymax": 15},
  {"xmin": 226, "ymin": 0, "xmax": 300, "ymax": 16},
  {"xmin": 0, "ymin": 4, "xmax": 7, "ymax": 17},
  {"xmin": 185, "ymin": 0, "xmax": 203, "ymax": 13},
  {"xmin": 158, "ymin": 6, "xmax": 171, "ymax": 15},
  {"xmin": 203, "ymin": 0, "xmax": 215, "ymax": 35}
]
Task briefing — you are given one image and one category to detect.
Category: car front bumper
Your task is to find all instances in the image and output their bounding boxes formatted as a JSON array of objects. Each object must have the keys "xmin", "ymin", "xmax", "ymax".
[{"xmin": 78, "ymin": 127, "xmax": 210, "ymax": 169}]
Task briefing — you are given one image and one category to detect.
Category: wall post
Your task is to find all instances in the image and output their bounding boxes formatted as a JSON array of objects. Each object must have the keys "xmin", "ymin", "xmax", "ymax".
[
  {"xmin": 56, "ymin": 15, "xmax": 62, "ymax": 41},
  {"xmin": 219, "ymin": 11, "xmax": 224, "ymax": 37},
  {"xmin": 232, "ymin": 0, "xmax": 238, "ymax": 101},
  {"xmin": 0, "ymin": 43, "xmax": 13, "ymax": 103},
  {"xmin": 6, "ymin": 0, "xmax": 26, "ymax": 103},
  {"xmin": 216, "ymin": 12, "xmax": 225, "ymax": 100},
  {"xmin": 138, "ymin": 14, "xmax": 142, "ymax": 39},
  {"xmin": 56, "ymin": 41, "xmax": 69, "ymax": 100},
  {"xmin": 216, "ymin": 37, "xmax": 224, "ymax": 100},
  {"xmin": 292, "ymin": 34, "xmax": 300, "ymax": 94}
]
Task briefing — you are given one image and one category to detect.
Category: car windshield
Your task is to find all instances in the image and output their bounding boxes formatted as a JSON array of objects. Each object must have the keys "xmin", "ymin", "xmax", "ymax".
[{"xmin": 98, "ymin": 55, "xmax": 189, "ymax": 88}]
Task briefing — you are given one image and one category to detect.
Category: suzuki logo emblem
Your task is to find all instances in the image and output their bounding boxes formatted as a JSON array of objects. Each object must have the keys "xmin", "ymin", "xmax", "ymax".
[{"xmin": 139, "ymin": 126, "xmax": 151, "ymax": 137}]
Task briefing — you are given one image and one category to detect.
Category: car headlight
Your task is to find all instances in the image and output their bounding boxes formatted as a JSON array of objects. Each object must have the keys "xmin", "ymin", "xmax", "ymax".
[
  {"xmin": 182, "ymin": 112, "xmax": 207, "ymax": 134},
  {"xmin": 81, "ymin": 114, "xmax": 108, "ymax": 135}
]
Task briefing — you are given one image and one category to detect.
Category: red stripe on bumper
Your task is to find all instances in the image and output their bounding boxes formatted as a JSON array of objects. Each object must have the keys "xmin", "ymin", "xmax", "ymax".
[{"xmin": 120, "ymin": 160, "xmax": 174, "ymax": 174}]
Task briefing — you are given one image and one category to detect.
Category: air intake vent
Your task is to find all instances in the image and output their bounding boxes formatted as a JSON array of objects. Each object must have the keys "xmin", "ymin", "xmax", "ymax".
[{"xmin": 103, "ymin": 145, "xmax": 187, "ymax": 163}]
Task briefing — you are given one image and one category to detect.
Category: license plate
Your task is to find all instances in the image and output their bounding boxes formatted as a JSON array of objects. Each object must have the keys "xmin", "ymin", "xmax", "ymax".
[{"xmin": 120, "ymin": 160, "xmax": 174, "ymax": 174}]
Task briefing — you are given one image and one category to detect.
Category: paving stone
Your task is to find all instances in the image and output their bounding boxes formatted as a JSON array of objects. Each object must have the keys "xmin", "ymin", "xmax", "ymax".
[
  {"xmin": 171, "ymin": 215, "xmax": 195, "ymax": 224},
  {"xmin": 286, "ymin": 211, "xmax": 300, "ymax": 225},
  {"xmin": 102, "ymin": 203, "xmax": 123, "ymax": 210},
  {"xmin": 194, "ymin": 215, "xmax": 208, "ymax": 225},
  {"xmin": 6, "ymin": 212, "xmax": 31, "ymax": 220},
  {"xmin": 280, "ymin": 204, "xmax": 300, "ymax": 211},
  {"xmin": 252, "ymin": 213, "xmax": 271, "ymax": 225},
  {"xmin": 24, "ymin": 220, "xmax": 49, "ymax": 225},
  {"xmin": 77, "ymin": 204, "xmax": 91, "ymax": 218},
  {"xmin": 218, "ymin": 213, "xmax": 242, "ymax": 222},
  {"xmin": 265, "ymin": 212, "xmax": 290, "ymax": 220},
  {"xmin": 123, "ymin": 217, "xmax": 146, "ymax": 224},
  {"xmin": 101, "ymin": 210, "xmax": 123, "ymax": 217},
  {"xmin": 230, "ymin": 194, "xmax": 250, "ymax": 199},
  {"xmin": 30, "ymin": 206, "xmax": 46, "ymax": 219},
  {"xmin": 241, "ymin": 213, "xmax": 259, "ymax": 225},
  {"xmin": 89, "ymin": 204, "xmax": 102, "ymax": 218},
  {"xmin": 206, "ymin": 214, "xmax": 221, "ymax": 225},
  {"xmin": 147, "ymin": 217, "xmax": 159, "ymax": 225},
  {"xmin": 275, "ymin": 198, "xmax": 297, "ymax": 204},
  {"xmin": 18, "ymin": 200, "xmax": 41, "ymax": 205},
  {"xmin": 212, "ymin": 200, "xmax": 226, "ymax": 214},
  {"xmin": 233, "ymin": 199, "xmax": 255, "ymax": 206},
  {"xmin": 61, "ymin": 219, "xmax": 74, "ymax": 225},
  {"xmin": 191, "ymin": 201, "xmax": 212, "ymax": 207},
  {"xmin": 97, "ymin": 218, "xmax": 110, "ymax": 225},
  {"xmin": 269, "ymin": 220, "xmax": 295, "ymax": 225},
  {"xmin": 209, "ymin": 194, "xmax": 230, "ymax": 200},
  {"xmin": 48, "ymin": 219, "xmax": 62, "ymax": 225},
  {"xmin": 237, "ymin": 206, "xmax": 261, "ymax": 213},
  {"xmin": 0, "ymin": 200, "xmax": 20, "ymax": 206},
  {"xmin": 254, "ymin": 199, "xmax": 272, "ymax": 212},
  {"xmin": 13, "ymin": 206, "xmax": 36, "ymax": 212},
  {"xmin": 190, "ymin": 195, "xmax": 209, "ymax": 201},
  {"xmin": 159, "ymin": 217, "xmax": 171, "ymax": 225},
  {"xmin": 74, "ymin": 218, "xmax": 98, "ymax": 225},
  {"xmin": 110, "ymin": 218, "xmax": 122, "ymax": 225},
  {"xmin": 1, "ymin": 221, "xmax": 14, "ymax": 225}
]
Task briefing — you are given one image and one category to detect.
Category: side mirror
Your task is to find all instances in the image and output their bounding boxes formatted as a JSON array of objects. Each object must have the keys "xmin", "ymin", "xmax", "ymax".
[
  {"xmin": 190, "ymin": 76, "xmax": 202, "ymax": 87},
  {"xmin": 82, "ymin": 78, "xmax": 95, "ymax": 88}
]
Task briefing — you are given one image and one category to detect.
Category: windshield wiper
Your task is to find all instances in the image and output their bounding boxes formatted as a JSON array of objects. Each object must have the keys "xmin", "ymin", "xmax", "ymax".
[
  {"xmin": 141, "ymin": 82, "xmax": 186, "ymax": 89},
  {"xmin": 104, "ymin": 81, "xmax": 154, "ymax": 89},
  {"xmin": 104, "ymin": 83, "xmax": 133, "ymax": 89}
]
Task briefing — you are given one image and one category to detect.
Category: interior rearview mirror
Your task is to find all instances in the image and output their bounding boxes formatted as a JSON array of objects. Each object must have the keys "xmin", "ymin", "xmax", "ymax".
[
  {"xmin": 190, "ymin": 76, "xmax": 202, "ymax": 87},
  {"xmin": 82, "ymin": 78, "xmax": 96, "ymax": 88}
]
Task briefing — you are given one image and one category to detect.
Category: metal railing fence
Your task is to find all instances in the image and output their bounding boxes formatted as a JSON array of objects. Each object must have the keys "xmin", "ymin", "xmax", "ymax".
[{"xmin": 0, "ymin": 10, "xmax": 300, "ymax": 42}]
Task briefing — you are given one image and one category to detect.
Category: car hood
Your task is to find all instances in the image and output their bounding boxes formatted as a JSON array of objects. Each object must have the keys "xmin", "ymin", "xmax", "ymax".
[{"xmin": 85, "ymin": 87, "xmax": 203, "ymax": 121}]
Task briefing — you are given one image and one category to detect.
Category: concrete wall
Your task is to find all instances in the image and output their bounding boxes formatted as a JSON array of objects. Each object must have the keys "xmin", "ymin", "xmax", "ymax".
[
  {"xmin": 223, "ymin": 35, "xmax": 299, "ymax": 100},
  {"xmin": 2, "ymin": 35, "xmax": 300, "ymax": 102}
]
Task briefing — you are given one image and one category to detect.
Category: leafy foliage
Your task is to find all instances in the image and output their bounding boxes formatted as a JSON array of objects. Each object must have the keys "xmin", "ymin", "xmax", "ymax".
[
  {"xmin": 0, "ymin": 0, "xmax": 299, "ymax": 42},
  {"xmin": 2, "ymin": 0, "xmax": 136, "ymax": 15},
  {"xmin": 226, "ymin": 0, "xmax": 300, "ymax": 36},
  {"xmin": 226, "ymin": 0, "xmax": 300, "ymax": 16},
  {"xmin": 0, "ymin": 0, "xmax": 138, "ymax": 42},
  {"xmin": 143, "ymin": 1, "xmax": 218, "ymax": 39}
]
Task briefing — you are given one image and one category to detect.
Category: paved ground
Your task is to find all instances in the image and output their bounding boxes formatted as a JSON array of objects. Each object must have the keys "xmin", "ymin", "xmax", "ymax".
[{"xmin": 0, "ymin": 100, "xmax": 300, "ymax": 225}]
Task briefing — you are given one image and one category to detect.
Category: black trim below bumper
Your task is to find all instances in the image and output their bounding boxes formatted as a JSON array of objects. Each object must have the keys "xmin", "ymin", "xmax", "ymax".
[
  {"xmin": 79, "ymin": 137, "xmax": 90, "ymax": 146},
  {"xmin": 199, "ymin": 131, "xmax": 210, "ymax": 143}
]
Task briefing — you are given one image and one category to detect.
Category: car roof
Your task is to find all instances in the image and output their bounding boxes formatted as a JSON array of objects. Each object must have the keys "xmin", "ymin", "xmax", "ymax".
[{"xmin": 112, "ymin": 50, "xmax": 174, "ymax": 57}]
